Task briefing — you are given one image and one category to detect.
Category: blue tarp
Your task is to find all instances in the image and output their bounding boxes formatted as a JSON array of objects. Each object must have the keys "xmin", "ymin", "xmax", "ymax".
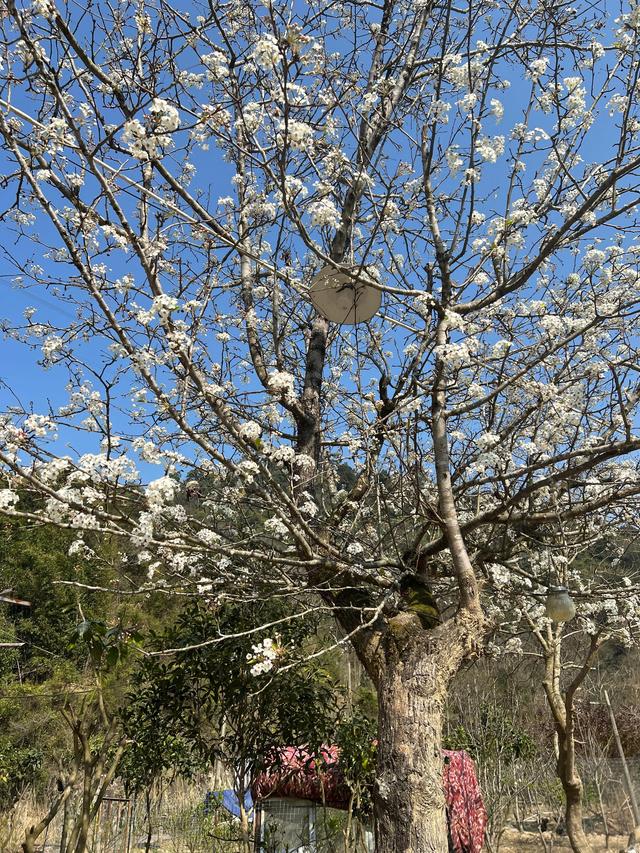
[{"xmin": 204, "ymin": 789, "xmax": 253, "ymax": 818}]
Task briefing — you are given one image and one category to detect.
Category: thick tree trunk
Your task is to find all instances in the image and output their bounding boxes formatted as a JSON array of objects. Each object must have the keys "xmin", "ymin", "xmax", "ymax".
[
  {"xmin": 373, "ymin": 616, "xmax": 480, "ymax": 853},
  {"xmin": 375, "ymin": 655, "xmax": 448, "ymax": 851}
]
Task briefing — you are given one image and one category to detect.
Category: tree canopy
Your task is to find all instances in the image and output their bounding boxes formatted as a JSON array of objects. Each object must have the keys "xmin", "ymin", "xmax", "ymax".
[{"xmin": 2, "ymin": 0, "xmax": 640, "ymax": 846}]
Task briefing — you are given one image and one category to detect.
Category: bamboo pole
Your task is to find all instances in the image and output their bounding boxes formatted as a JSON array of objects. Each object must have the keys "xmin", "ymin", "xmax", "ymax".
[{"xmin": 604, "ymin": 690, "xmax": 640, "ymax": 847}]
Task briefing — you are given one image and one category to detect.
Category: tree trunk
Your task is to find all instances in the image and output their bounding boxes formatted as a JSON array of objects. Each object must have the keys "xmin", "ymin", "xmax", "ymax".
[
  {"xmin": 557, "ymin": 729, "xmax": 593, "ymax": 853},
  {"xmin": 238, "ymin": 801, "xmax": 252, "ymax": 853},
  {"xmin": 374, "ymin": 620, "xmax": 472, "ymax": 853}
]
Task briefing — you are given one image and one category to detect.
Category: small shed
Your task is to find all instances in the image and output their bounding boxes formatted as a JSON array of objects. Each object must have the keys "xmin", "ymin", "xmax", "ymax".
[
  {"xmin": 251, "ymin": 746, "xmax": 486, "ymax": 853},
  {"xmin": 252, "ymin": 746, "xmax": 373, "ymax": 852}
]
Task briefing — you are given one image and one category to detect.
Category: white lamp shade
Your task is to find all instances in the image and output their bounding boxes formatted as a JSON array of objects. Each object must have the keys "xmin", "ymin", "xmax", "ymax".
[
  {"xmin": 309, "ymin": 266, "xmax": 381, "ymax": 325},
  {"xmin": 545, "ymin": 586, "xmax": 576, "ymax": 622}
]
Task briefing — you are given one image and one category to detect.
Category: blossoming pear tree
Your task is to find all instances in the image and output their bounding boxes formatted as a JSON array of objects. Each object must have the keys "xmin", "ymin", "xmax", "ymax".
[
  {"xmin": 2, "ymin": 0, "xmax": 640, "ymax": 848},
  {"xmin": 486, "ymin": 519, "xmax": 640, "ymax": 852}
]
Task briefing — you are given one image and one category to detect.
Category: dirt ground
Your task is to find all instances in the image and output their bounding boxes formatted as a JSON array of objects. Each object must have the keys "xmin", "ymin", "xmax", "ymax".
[{"xmin": 500, "ymin": 827, "xmax": 633, "ymax": 851}]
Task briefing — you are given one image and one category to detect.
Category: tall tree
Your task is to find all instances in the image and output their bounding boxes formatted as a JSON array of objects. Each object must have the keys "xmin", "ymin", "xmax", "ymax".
[{"xmin": 2, "ymin": 0, "xmax": 640, "ymax": 848}]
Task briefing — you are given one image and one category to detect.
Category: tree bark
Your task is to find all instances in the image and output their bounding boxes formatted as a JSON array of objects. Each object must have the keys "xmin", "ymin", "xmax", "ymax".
[
  {"xmin": 556, "ymin": 727, "xmax": 593, "ymax": 853},
  {"xmin": 373, "ymin": 615, "xmax": 482, "ymax": 853},
  {"xmin": 535, "ymin": 630, "xmax": 601, "ymax": 853}
]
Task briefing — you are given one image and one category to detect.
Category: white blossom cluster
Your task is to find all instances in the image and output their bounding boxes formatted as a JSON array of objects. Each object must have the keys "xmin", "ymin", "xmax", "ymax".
[
  {"xmin": 0, "ymin": 489, "xmax": 19, "ymax": 511},
  {"xmin": 247, "ymin": 637, "xmax": 280, "ymax": 676},
  {"xmin": 145, "ymin": 476, "xmax": 179, "ymax": 508},
  {"xmin": 252, "ymin": 35, "xmax": 281, "ymax": 70},
  {"xmin": 122, "ymin": 99, "xmax": 180, "ymax": 160}
]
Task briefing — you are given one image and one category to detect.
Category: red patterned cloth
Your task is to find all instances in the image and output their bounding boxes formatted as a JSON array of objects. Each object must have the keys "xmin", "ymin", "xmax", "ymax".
[{"xmin": 442, "ymin": 749, "xmax": 487, "ymax": 853}]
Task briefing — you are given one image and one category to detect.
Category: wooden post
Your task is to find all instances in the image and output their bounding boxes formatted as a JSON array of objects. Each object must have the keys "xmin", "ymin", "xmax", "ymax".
[{"xmin": 604, "ymin": 690, "xmax": 640, "ymax": 847}]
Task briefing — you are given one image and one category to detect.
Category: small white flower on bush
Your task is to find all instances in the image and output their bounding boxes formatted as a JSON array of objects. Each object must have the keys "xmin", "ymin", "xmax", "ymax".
[
  {"xmin": 198, "ymin": 528, "xmax": 222, "ymax": 546},
  {"xmin": 294, "ymin": 453, "xmax": 316, "ymax": 472},
  {"xmin": 42, "ymin": 336, "xmax": 65, "ymax": 364},
  {"xmin": 476, "ymin": 136, "xmax": 505, "ymax": 163},
  {"xmin": 24, "ymin": 414, "xmax": 57, "ymax": 437},
  {"xmin": 122, "ymin": 98, "xmax": 180, "ymax": 160},
  {"xmin": 248, "ymin": 637, "xmax": 283, "ymax": 676},
  {"xmin": 346, "ymin": 541, "xmax": 364, "ymax": 557},
  {"xmin": 299, "ymin": 499, "xmax": 318, "ymax": 517},
  {"xmin": 32, "ymin": 0, "xmax": 56, "ymax": 18},
  {"xmin": 269, "ymin": 445, "xmax": 296, "ymax": 465},
  {"xmin": 446, "ymin": 148, "xmax": 463, "ymax": 174},
  {"xmin": 528, "ymin": 57, "xmax": 548, "ymax": 81},
  {"xmin": 148, "ymin": 97, "xmax": 179, "ymax": 133},
  {"xmin": 504, "ymin": 637, "xmax": 524, "ymax": 655}
]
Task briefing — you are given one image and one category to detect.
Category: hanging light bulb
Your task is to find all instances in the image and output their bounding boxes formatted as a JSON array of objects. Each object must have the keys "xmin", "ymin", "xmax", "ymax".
[{"xmin": 545, "ymin": 585, "xmax": 576, "ymax": 623}]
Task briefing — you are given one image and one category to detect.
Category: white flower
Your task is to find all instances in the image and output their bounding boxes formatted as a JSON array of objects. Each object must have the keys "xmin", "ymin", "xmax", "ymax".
[
  {"xmin": 122, "ymin": 119, "xmax": 152, "ymax": 160},
  {"xmin": 361, "ymin": 91, "xmax": 379, "ymax": 112},
  {"xmin": 145, "ymin": 476, "xmax": 178, "ymax": 507},
  {"xmin": 490, "ymin": 98, "xmax": 504, "ymax": 122},
  {"xmin": 68, "ymin": 539, "xmax": 95, "ymax": 559},
  {"xmin": 253, "ymin": 34, "xmax": 281, "ymax": 69},
  {"xmin": 476, "ymin": 432, "xmax": 500, "ymax": 451},
  {"xmin": 504, "ymin": 637, "xmax": 523, "ymax": 655},
  {"xmin": 201, "ymin": 51, "xmax": 229, "ymax": 81},
  {"xmin": 198, "ymin": 528, "xmax": 222, "ymax": 546},
  {"xmin": 607, "ymin": 94, "xmax": 628, "ymax": 116},
  {"xmin": 445, "ymin": 147, "xmax": 463, "ymax": 174},
  {"xmin": 563, "ymin": 76, "xmax": 586, "ymax": 119},
  {"xmin": 122, "ymin": 99, "xmax": 179, "ymax": 160},
  {"xmin": 528, "ymin": 57, "xmax": 548, "ymax": 82},
  {"xmin": 24, "ymin": 414, "xmax": 56, "ymax": 437},
  {"xmin": 583, "ymin": 248, "xmax": 606, "ymax": 272},
  {"xmin": 267, "ymin": 370, "xmax": 296, "ymax": 395},
  {"xmin": 0, "ymin": 489, "xmax": 19, "ymax": 511},
  {"xmin": 32, "ymin": 0, "xmax": 56, "ymax": 17},
  {"xmin": 476, "ymin": 136, "xmax": 505, "ymax": 163},
  {"xmin": 239, "ymin": 421, "xmax": 262, "ymax": 441},
  {"xmin": 294, "ymin": 453, "xmax": 315, "ymax": 471},
  {"xmin": 307, "ymin": 197, "xmax": 341, "ymax": 229},
  {"xmin": 278, "ymin": 119, "xmax": 314, "ymax": 152},
  {"xmin": 148, "ymin": 98, "xmax": 180, "ymax": 133},
  {"xmin": 346, "ymin": 541, "xmax": 364, "ymax": 556},
  {"xmin": 282, "ymin": 175, "xmax": 309, "ymax": 202},
  {"xmin": 41, "ymin": 336, "xmax": 65, "ymax": 364},
  {"xmin": 264, "ymin": 516, "xmax": 289, "ymax": 536},
  {"xmin": 300, "ymin": 499, "xmax": 318, "ymax": 517},
  {"xmin": 431, "ymin": 99, "xmax": 451, "ymax": 123},
  {"xmin": 270, "ymin": 444, "xmax": 296, "ymax": 464},
  {"xmin": 434, "ymin": 342, "xmax": 472, "ymax": 369},
  {"xmin": 249, "ymin": 636, "xmax": 282, "ymax": 676},
  {"xmin": 457, "ymin": 93, "xmax": 477, "ymax": 113}
]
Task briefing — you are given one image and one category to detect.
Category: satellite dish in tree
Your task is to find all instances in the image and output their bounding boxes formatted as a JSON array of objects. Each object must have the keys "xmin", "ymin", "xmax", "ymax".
[{"xmin": 309, "ymin": 266, "xmax": 381, "ymax": 325}]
